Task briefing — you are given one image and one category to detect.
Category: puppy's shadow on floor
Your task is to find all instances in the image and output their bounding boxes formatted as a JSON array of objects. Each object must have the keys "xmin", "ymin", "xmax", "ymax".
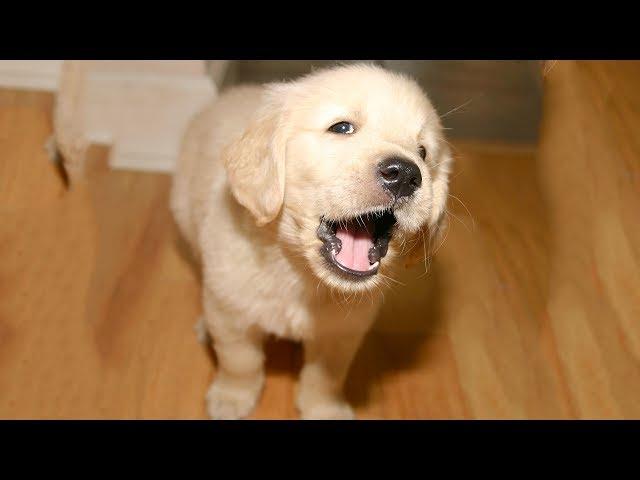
[{"xmin": 344, "ymin": 260, "xmax": 445, "ymax": 412}]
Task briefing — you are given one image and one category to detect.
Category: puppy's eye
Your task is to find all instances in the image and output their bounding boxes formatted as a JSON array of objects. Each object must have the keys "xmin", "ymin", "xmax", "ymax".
[
  {"xmin": 418, "ymin": 145, "xmax": 427, "ymax": 160},
  {"xmin": 328, "ymin": 121, "xmax": 355, "ymax": 135}
]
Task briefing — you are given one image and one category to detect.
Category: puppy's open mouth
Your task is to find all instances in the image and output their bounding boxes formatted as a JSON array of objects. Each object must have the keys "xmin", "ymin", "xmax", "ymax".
[{"xmin": 317, "ymin": 210, "xmax": 396, "ymax": 280}]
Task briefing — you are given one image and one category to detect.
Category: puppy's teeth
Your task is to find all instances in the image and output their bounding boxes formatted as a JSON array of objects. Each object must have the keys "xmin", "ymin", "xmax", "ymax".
[{"xmin": 368, "ymin": 261, "xmax": 379, "ymax": 270}]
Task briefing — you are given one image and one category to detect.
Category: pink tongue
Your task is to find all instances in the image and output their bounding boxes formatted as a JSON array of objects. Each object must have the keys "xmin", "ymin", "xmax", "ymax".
[{"xmin": 335, "ymin": 223, "xmax": 374, "ymax": 272}]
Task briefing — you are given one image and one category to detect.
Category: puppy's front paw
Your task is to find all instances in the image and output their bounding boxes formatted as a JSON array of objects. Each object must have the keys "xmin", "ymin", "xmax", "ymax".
[
  {"xmin": 206, "ymin": 375, "xmax": 264, "ymax": 420},
  {"xmin": 300, "ymin": 401, "xmax": 355, "ymax": 420}
]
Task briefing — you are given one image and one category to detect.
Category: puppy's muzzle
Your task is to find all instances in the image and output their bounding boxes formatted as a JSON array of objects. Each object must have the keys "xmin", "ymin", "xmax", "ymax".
[{"xmin": 377, "ymin": 157, "xmax": 422, "ymax": 200}]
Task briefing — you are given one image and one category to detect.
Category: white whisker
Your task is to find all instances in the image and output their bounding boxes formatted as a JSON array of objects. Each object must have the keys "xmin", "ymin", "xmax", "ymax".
[
  {"xmin": 439, "ymin": 98, "xmax": 473, "ymax": 119},
  {"xmin": 448, "ymin": 193, "xmax": 476, "ymax": 231}
]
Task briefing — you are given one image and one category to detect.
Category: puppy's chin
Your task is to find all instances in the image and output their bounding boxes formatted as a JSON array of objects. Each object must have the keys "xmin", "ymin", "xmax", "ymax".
[
  {"xmin": 294, "ymin": 211, "xmax": 403, "ymax": 295},
  {"xmin": 305, "ymin": 247, "xmax": 395, "ymax": 294}
]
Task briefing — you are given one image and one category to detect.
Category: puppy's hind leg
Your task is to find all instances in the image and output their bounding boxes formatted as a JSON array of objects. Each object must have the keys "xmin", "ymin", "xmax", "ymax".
[{"xmin": 203, "ymin": 291, "xmax": 266, "ymax": 420}]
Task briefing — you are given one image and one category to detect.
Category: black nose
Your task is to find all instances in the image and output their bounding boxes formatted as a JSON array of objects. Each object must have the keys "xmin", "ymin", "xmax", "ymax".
[{"xmin": 377, "ymin": 157, "xmax": 422, "ymax": 200}]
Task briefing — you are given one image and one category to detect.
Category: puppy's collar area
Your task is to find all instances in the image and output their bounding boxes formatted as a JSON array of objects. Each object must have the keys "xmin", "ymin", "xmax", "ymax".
[{"xmin": 317, "ymin": 210, "xmax": 395, "ymax": 280}]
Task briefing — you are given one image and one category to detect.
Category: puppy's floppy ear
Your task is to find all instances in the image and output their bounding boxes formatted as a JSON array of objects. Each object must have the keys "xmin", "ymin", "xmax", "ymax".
[
  {"xmin": 404, "ymin": 142, "xmax": 452, "ymax": 268},
  {"xmin": 222, "ymin": 84, "xmax": 289, "ymax": 227}
]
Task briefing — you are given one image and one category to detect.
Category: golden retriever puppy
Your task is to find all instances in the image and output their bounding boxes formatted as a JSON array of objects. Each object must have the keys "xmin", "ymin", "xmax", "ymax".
[{"xmin": 170, "ymin": 64, "xmax": 451, "ymax": 419}]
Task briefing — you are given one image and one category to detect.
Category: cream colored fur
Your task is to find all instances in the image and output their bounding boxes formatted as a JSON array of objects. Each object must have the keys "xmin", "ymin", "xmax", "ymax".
[{"xmin": 170, "ymin": 64, "xmax": 451, "ymax": 419}]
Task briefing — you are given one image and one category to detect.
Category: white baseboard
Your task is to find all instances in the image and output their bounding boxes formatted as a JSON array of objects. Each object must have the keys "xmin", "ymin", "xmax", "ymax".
[
  {"xmin": 0, "ymin": 60, "xmax": 229, "ymax": 174},
  {"xmin": 0, "ymin": 60, "xmax": 63, "ymax": 91},
  {"xmin": 80, "ymin": 69, "xmax": 216, "ymax": 173},
  {"xmin": 110, "ymin": 151, "xmax": 178, "ymax": 173}
]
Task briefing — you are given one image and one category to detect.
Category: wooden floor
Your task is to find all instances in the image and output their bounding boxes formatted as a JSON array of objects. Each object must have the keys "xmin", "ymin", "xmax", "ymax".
[{"xmin": 1, "ymin": 61, "xmax": 639, "ymax": 419}]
